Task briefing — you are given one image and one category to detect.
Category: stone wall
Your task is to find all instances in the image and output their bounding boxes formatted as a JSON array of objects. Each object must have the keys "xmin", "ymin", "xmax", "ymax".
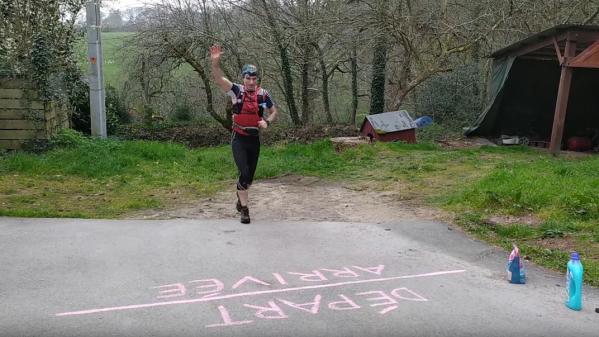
[{"xmin": 0, "ymin": 78, "xmax": 69, "ymax": 149}]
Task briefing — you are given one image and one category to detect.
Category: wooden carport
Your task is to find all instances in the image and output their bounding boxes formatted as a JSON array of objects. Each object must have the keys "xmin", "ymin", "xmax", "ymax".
[{"xmin": 490, "ymin": 25, "xmax": 599, "ymax": 154}]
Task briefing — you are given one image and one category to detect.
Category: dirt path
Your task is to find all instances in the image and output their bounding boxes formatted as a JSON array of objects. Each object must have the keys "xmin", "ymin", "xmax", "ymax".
[{"xmin": 132, "ymin": 175, "xmax": 447, "ymax": 223}]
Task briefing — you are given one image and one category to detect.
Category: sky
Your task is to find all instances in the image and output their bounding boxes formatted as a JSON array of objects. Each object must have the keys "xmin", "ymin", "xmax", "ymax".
[
  {"xmin": 103, "ymin": 0, "xmax": 161, "ymax": 11},
  {"xmin": 74, "ymin": 0, "xmax": 161, "ymax": 23}
]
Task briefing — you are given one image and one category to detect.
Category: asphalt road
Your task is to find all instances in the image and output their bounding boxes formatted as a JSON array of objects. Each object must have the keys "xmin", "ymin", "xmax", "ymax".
[{"xmin": 1, "ymin": 217, "xmax": 598, "ymax": 337}]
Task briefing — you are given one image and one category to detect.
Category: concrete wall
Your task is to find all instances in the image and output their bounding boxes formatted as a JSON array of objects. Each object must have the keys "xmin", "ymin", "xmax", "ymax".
[{"xmin": 0, "ymin": 78, "xmax": 69, "ymax": 150}]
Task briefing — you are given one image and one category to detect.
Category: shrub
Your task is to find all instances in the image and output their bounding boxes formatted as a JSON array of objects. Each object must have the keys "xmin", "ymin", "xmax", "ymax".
[
  {"xmin": 71, "ymin": 84, "xmax": 126, "ymax": 135},
  {"xmin": 414, "ymin": 62, "xmax": 485, "ymax": 130},
  {"xmin": 49, "ymin": 128, "xmax": 89, "ymax": 149},
  {"xmin": 172, "ymin": 103, "xmax": 193, "ymax": 122},
  {"xmin": 69, "ymin": 78, "xmax": 91, "ymax": 134},
  {"xmin": 106, "ymin": 85, "xmax": 130, "ymax": 125},
  {"xmin": 416, "ymin": 123, "xmax": 456, "ymax": 142}
]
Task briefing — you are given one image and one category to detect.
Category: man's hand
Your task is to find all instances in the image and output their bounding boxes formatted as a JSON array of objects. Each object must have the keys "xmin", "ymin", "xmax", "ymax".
[
  {"xmin": 258, "ymin": 120, "xmax": 268, "ymax": 129},
  {"xmin": 209, "ymin": 45, "xmax": 222, "ymax": 62},
  {"xmin": 209, "ymin": 45, "xmax": 232, "ymax": 92}
]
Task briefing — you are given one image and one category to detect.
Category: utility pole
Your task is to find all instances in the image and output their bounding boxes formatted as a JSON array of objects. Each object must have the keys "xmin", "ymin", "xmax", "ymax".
[{"xmin": 86, "ymin": 0, "xmax": 107, "ymax": 138}]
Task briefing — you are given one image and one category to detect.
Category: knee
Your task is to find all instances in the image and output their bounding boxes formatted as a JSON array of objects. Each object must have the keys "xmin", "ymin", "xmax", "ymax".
[{"xmin": 237, "ymin": 177, "xmax": 252, "ymax": 190}]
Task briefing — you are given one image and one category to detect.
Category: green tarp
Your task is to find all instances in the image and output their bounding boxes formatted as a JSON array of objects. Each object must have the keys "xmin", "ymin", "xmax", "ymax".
[
  {"xmin": 464, "ymin": 56, "xmax": 515, "ymax": 136},
  {"xmin": 465, "ymin": 57, "xmax": 599, "ymax": 140}
]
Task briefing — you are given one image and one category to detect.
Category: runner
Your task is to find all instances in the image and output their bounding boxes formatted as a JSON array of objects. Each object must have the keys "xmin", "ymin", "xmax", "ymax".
[{"xmin": 209, "ymin": 45, "xmax": 278, "ymax": 224}]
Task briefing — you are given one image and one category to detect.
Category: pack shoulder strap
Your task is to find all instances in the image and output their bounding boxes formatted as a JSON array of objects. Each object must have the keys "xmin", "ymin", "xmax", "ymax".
[{"xmin": 237, "ymin": 86, "xmax": 264, "ymax": 116}]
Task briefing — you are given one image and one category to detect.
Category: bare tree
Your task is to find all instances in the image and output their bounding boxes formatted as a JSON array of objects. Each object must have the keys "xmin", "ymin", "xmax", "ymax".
[
  {"xmin": 122, "ymin": 43, "xmax": 175, "ymax": 110},
  {"xmin": 132, "ymin": 0, "xmax": 231, "ymax": 128},
  {"xmin": 122, "ymin": 0, "xmax": 599, "ymax": 128},
  {"xmin": 257, "ymin": 0, "xmax": 302, "ymax": 125}
]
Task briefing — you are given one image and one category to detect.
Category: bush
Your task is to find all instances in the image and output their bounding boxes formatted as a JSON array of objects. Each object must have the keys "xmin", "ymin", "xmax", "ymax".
[
  {"xmin": 69, "ymin": 79, "xmax": 91, "ymax": 134},
  {"xmin": 414, "ymin": 62, "xmax": 485, "ymax": 130},
  {"xmin": 49, "ymin": 128, "xmax": 90, "ymax": 149},
  {"xmin": 70, "ymin": 84, "xmax": 126, "ymax": 135},
  {"xmin": 416, "ymin": 123, "xmax": 457, "ymax": 142},
  {"xmin": 172, "ymin": 103, "xmax": 193, "ymax": 122},
  {"xmin": 106, "ymin": 85, "xmax": 130, "ymax": 126},
  {"xmin": 141, "ymin": 104, "xmax": 157, "ymax": 127},
  {"xmin": 116, "ymin": 123, "xmax": 358, "ymax": 148}
]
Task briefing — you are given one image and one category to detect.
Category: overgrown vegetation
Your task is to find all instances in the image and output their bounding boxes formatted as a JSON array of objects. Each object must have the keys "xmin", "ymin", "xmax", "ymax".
[
  {"xmin": 414, "ymin": 63, "xmax": 486, "ymax": 130},
  {"xmin": 445, "ymin": 152, "xmax": 599, "ymax": 286},
  {"xmin": 1, "ymin": 132, "xmax": 597, "ymax": 285},
  {"xmin": 68, "ymin": 1, "xmax": 599, "ymax": 133},
  {"xmin": 115, "ymin": 123, "xmax": 359, "ymax": 148},
  {"xmin": 2, "ymin": 1, "xmax": 599, "ymax": 288},
  {"xmin": 1, "ymin": 0, "xmax": 86, "ymax": 100}
]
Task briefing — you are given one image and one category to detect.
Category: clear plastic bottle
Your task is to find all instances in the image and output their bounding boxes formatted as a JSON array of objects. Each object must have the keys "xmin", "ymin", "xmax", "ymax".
[{"xmin": 566, "ymin": 251, "xmax": 583, "ymax": 311}]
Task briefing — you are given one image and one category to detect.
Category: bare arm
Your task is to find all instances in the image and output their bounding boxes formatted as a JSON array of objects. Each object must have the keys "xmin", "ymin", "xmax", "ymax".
[
  {"xmin": 209, "ymin": 45, "xmax": 233, "ymax": 92},
  {"xmin": 266, "ymin": 105, "xmax": 278, "ymax": 123},
  {"xmin": 258, "ymin": 105, "xmax": 278, "ymax": 129}
]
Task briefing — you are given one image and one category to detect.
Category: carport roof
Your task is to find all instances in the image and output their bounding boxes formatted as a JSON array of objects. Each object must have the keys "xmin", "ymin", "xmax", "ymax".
[{"xmin": 491, "ymin": 25, "xmax": 599, "ymax": 61}]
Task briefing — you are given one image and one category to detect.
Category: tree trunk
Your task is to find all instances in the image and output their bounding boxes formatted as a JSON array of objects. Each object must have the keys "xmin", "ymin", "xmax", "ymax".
[
  {"xmin": 350, "ymin": 45, "xmax": 358, "ymax": 126},
  {"xmin": 140, "ymin": 59, "xmax": 149, "ymax": 106},
  {"xmin": 301, "ymin": 45, "xmax": 311, "ymax": 124},
  {"xmin": 369, "ymin": 0, "xmax": 389, "ymax": 115},
  {"xmin": 315, "ymin": 44, "xmax": 333, "ymax": 124},
  {"xmin": 260, "ymin": 0, "xmax": 301, "ymax": 125},
  {"xmin": 299, "ymin": 0, "xmax": 311, "ymax": 124},
  {"xmin": 165, "ymin": 39, "xmax": 229, "ymax": 129},
  {"xmin": 280, "ymin": 45, "xmax": 301, "ymax": 125},
  {"xmin": 369, "ymin": 32, "xmax": 388, "ymax": 115}
]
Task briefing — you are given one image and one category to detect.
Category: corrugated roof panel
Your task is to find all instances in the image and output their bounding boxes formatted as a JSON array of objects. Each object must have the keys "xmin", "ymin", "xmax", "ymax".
[
  {"xmin": 365, "ymin": 110, "xmax": 416, "ymax": 134},
  {"xmin": 490, "ymin": 24, "xmax": 599, "ymax": 58}
]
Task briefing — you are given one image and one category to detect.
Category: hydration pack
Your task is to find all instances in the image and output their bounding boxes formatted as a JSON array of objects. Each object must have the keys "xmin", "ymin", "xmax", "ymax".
[{"xmin": 232, "ymin": 87, "xmax": 266, "ymax": 136}]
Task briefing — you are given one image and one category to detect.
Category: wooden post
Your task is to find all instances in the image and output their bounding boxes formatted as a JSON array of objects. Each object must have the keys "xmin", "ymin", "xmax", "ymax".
[{"xmin": 549, "ymin": 34, "xmax": 577, "ymax": 155}]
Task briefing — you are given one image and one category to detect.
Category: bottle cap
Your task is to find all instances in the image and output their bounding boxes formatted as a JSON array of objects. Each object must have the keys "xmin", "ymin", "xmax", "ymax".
[{"xmin": 570, "ymin": 251, "xmax": 580, "ymax": 261}]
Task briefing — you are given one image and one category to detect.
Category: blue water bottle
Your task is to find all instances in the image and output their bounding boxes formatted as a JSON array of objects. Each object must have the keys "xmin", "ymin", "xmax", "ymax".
[
  {"xmin": 566, "ymin": 251, "xmax": 583, "ymax": 311},
  {"xmin": 509, "ymin": 255, "xmax": 524, "ymax": 284},
  {"xmin": 507, "ymin": 244, "xmax": 525, "ymax": 284}
]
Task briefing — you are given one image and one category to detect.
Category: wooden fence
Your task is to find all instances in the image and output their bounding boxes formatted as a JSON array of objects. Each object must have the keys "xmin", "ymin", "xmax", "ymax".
[{"xmin": 0, "ymin": 78, "xmax": 69, "ymax": 150}]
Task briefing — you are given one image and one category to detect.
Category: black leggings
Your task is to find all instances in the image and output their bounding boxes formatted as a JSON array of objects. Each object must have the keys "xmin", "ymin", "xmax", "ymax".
[{"xmin": 232, "ymin": 132, "xmax": 260, "ymax": 190}]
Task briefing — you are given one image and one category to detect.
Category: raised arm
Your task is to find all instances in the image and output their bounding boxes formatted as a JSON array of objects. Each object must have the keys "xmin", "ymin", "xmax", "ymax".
[{"xmin": 209, "ymin": 45, "xmax": 233, "ymax": 92}]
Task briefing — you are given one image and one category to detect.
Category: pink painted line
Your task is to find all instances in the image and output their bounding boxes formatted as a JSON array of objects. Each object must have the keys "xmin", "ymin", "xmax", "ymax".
[
  {"xmin": 202, "ymin": 292, "xmax": 223, "ymax": 298},
  {"xmin": 379, "ymin": 305, "xmax": 398, "ymax": 315},
  {"xmin": 55, "ymin": 269, "xmax": 465, "ymax": 317}
]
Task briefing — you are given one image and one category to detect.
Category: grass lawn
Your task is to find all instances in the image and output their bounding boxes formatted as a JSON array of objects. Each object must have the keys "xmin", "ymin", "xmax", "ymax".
[{"xmin": 1, "ymin": 130, "xmax": 598, "ymax": 285}]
